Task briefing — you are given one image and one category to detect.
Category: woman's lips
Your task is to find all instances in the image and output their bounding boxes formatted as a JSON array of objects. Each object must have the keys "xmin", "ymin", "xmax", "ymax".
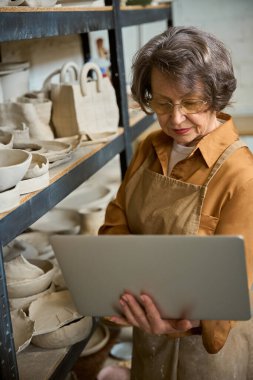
[{"xmin": 173, "ymin": 128, "xmax": 192, "ymax": 135}]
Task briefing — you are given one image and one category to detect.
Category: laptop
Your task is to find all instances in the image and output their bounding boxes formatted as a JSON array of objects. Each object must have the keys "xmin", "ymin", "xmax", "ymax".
[{"xmin": 50, "ymin": 234, "xmax": 251, "ymax": 320}]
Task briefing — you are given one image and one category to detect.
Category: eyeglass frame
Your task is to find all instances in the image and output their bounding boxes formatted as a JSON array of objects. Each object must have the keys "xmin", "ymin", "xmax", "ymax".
[{"xmin": 147, "ymin": 98, "xmax": 208, "ymax": 115}]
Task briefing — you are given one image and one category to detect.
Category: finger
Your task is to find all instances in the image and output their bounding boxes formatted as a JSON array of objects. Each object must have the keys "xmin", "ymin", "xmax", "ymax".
[
  {"xmin": 140, "ymin": 294, "xmax": 166, "ymax": 334},
  {"xmin": 108, "ymin": 315, "xmax": 131, "ymax": 326},
  {"xmin": 119, "ymin": 298, "xmax": 140, "ymax": 327},
  {"xmin": 140, "ymin": 295, "xmax": 163, "ymax": 322},
  {"xmin": 121, "ymin": 295, "xmax": 150, "ymax": 331},
  {"xmin": 140, "ymin": 295, "xmax": 196, "ymax": 334}
]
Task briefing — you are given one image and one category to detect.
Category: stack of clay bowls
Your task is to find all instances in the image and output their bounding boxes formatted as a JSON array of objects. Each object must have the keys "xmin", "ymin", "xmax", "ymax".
[
  {"xmin": 5, "ymin": 254, "xmax": 55, "ymax": 312},
  {"xmin": 0, "ymin": 148, "xmax": 32, "ymax": 213},
  {"xmin": 29, "ymin": 290, "xmax": 93, "ymax": 349},
  {"xmin": 4, "ymin": 254, "xmax": 56, "ymax": 353},
  {"xmin": 0, "ymin": 126, "xmax": 50, "ymax": 204},
  {"xmin": 14, "ymin": 138, "xmax": 73, "ymax": 169}
]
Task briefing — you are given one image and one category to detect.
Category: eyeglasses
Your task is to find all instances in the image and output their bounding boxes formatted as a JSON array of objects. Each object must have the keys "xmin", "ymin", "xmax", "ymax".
[{"xmin": 148, "ymin": 99, "xmax": 208, "ymax": 115}]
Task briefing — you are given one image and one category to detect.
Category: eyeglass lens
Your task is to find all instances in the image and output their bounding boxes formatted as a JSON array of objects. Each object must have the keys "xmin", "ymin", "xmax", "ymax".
[{"xmin": 149, "ymin": 99, "xmax": 206, "ymax": 114}]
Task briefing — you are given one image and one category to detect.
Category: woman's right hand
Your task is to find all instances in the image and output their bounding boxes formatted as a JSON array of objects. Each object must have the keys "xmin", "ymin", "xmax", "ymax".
[{"xmin": 108, "ymin": 293, "xmax": 200, "ymax": 336}]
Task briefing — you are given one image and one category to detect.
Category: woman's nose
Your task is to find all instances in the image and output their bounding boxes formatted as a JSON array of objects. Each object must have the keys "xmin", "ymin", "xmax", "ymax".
[{"xmin": 169, "ymin": 105, "xmax": 186, "ymax": 124}]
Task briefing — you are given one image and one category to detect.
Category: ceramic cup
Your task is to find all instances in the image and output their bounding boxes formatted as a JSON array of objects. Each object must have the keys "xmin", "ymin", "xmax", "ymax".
[{"xmin": 79, "ymin": 207, "xmax": 105, "ymax": 235}]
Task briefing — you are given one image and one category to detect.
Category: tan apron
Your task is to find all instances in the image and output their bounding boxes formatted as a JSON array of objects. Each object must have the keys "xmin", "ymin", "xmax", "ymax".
[{"xmin": 125, "ymin": 140, "xmax": 253, "ymax": 380}]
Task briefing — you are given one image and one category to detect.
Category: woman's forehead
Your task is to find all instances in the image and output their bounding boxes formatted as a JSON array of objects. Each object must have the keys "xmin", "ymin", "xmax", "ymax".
[{"xmin": 150, "ymin": 67, "xmax": 204, "ymax": 97}]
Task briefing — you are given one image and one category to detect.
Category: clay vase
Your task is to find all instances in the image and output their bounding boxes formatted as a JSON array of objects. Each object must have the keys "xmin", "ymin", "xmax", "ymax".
[{"xmin": 79, "ymin": 207, "xmax": 105, "ymax": 235}]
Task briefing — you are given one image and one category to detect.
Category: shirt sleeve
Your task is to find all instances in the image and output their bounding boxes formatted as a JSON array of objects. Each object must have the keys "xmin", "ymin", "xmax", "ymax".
[{"xmin": 200, "ymin": 178, "xmax": 253, "ymax": 353}]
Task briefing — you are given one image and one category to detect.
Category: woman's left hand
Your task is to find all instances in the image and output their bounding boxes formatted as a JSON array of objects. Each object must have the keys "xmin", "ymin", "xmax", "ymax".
[{"xmin": 109, "ymin": 293, "xmax": 200, "ymax": 335}]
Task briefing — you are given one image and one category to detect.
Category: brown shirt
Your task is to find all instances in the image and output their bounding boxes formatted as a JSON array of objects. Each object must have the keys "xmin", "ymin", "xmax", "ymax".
[{"xmin": 99, "ymin": 113, "xmax": 253, "ymax": 353}]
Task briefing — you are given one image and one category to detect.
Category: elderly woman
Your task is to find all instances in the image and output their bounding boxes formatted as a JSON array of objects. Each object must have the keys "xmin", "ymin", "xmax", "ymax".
[{"xmin": 99, "ymin": 26, "xmax": 253, "ymax": 379}]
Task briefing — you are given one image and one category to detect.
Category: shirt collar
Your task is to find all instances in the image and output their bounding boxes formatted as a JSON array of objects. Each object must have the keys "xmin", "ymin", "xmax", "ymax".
[
  {"xmin": 195, "ymin": 113, "xmax": 239, "ymax": 167},
  {"xmin": 151, "ymin": 112, "xmax": 240, "ymax": 170}
]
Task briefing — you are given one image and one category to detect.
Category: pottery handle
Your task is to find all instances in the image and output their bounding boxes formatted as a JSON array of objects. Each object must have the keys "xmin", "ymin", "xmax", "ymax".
[
  {"xmin": 42, "ymin": 61, "xmax": 79, "ymax": 93},
  {"xmin": 42, "ymin": 68, "xmax": 61, "ymax": 93},
  {"xmin": 80, "ymin": 62, "xmax": 103, "ymax": 97},
  {"xmin": 60, "ymin": 61, "xmax": 79, "ymax": 84}
]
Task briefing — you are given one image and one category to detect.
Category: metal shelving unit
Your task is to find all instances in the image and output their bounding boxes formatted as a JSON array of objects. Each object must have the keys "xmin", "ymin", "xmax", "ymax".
[{"xmin": 0, "ymin": 2, "xmax": 172, "ymax": 379}]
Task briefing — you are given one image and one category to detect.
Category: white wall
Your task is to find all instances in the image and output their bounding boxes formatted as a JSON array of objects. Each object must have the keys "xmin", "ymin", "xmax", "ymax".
[
  {"xmin": 122, "ymin": 20, "xmax": 167, "ymax": 85},
  {"xmin": 172, "ymin": 0, "xmax": 253, "ymax": 116},
  {"xmin": 1, "ymin": 35, "xmax": 84, "ymax": 91}
]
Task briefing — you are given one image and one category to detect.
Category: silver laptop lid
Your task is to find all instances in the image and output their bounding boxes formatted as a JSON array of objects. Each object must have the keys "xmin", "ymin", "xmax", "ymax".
[{"xmin": 50, "ymin": 235, "xmax": 251, "ymax": 320}]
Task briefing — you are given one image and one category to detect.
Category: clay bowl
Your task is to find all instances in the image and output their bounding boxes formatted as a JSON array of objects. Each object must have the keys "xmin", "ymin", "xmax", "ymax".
[
  {"xmin": 30, "ymin": 208, "xmax": 81, "ymax": 235},
  {"xmin": 81, "ymin": 323, "xmax": 110, "ymax": 356},
  {"xmin": 7, "ymin": 259, "xmax": 55, "ymax": 298},
  {"xmin": 29, "ymin": 290, "xmax": 82, "ymax": 335},
  {"xmin": 17, "ymin": 231, "xmax": 54, "ymax": 260},
  {"xmin": 0, "ymin": 148, "xmax": 32, "ymax": 192},
  {"xmin": 23, "ymin": 0, "xmax": 58, "ymax": 6},
  {"xmin": 5, "ymin": 254, "xmax": 44, "ymax": 282},
  {"xmin": 0, "ymin": 124, "xmax": 30, "ymax": 145},
  {"xmin": 57, "ymin": 183, "xmax": 113, "ymax": 212},
  {"xmin": 9, "ymin": 283, "xmax": 55, "ymax": 312},
  {"xmin": 11, "ymin": 309, "xmax": 35, "ymax": 354},
  {"xmin": 24, "ymin": 152, "xmax": 49, "ymax": 179},
  {"xmin": 31, "ymin": 316, "xmax": 93, "ymax": 349},
  {"xmin": 0, "ymin": 184, "xmax": 20, "ymax": 213},
  {"xmin": 0, "ymin": 130, "xmax": 14, "ymax": 149}
]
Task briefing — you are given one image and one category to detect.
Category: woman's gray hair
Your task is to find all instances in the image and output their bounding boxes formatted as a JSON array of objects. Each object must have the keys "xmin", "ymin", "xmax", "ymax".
[{"xmin": 131, "ymin": 26, "xmax": 236, "ymax": 113}]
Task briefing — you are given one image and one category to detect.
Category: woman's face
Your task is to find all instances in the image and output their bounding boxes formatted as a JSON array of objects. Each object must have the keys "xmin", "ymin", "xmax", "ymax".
[{"xmin": 150, "ymin": 68, "xmax": 219, "ymax": 146}]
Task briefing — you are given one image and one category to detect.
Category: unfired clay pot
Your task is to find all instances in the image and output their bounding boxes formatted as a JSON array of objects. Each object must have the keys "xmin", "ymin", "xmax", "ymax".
[
  {"xmin": 11, "ymin": 309, "xmax": 35, "ymax": 354},
  {"xmin": 0, "ymin": 130, "xmax": 13, "ymax": 149},
  {"xmin": 22, "ymin": 0, "xmax": 58, "ymax": 6},
  {"xmin": 0, "ymin": 124, "xmax": 30, "ymax": 145},
  {"xmin": 23, "ymin": 152, "xmax": 49, "ymax": 179},
  {"xmin": 0, "ymin": 148, "xmax": 32, "ymax": 192},
  {"xmin": 30, "ymin": 208, "xmax": 81, "ymax": 235},
  {"xmin": 9, "ymin": 282, "xmax": 55, "ymax": 312},
  {"xmin": 57, "ymin": 183, "xmax": 113, "ymax": 212},
  {"xmin": 5, "ymin": 254, "xmax": 44, "ymax": 282},
  {"xmin": 29, "ymin": 290, "xmax": 82, "ymax": 335},
  {"xmin": 0, "ymin": 184, "xmax": 20, "ymax": 213},
  {"xmin": 31, "ymin": 316, "xmax": 93, "ymax": 349},
  {"xmin": 79, "ymin": 207, "xmax": 105, "ymax": 235},
  {"xmin": 6, "ymin": 258, "xmax": 55, "ymax": 298}
]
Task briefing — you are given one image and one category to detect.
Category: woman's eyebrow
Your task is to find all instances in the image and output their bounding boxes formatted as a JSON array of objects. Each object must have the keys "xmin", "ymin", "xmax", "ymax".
[{"xmin": 152, "ymin": 92, "xmax": 202, "ymax": 99}]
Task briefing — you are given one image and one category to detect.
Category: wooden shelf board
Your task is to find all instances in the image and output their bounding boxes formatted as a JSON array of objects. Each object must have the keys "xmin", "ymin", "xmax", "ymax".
[
  {"xmin": 18, "ymin": 345, "xmax": 69, "ymax": 380},
  {"xmin": 121, "ymin": 3, "xmax": 171, "ymax": 10},
  {"xmin": 0, "ymin": 3, "xmax": 171, "ymax": 12},
  {"xmin": 0, "ymin": 5, "xmax": 112, "ymax": 12},
  {"xmin": 17, "ymin": 318, "xmax": 98, "ymax": 380},
  {"xmin": 0, "ymin": 129, "xmax": 124, "ymax": 222}
]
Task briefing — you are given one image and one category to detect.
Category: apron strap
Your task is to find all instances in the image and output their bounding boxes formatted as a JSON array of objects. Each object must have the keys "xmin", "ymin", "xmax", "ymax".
[
  {"xmin": 142, "ymin": 147, "xmax": 157, "ymax": 169},
  {"xmin": 204, "ymin": 140, "xmax": 247, "ymax": 186}
]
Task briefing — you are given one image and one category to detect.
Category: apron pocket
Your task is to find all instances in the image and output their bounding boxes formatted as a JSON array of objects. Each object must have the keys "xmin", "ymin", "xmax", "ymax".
[{"xmin": 198, "ymin": 214, "xmax": 219, "ymax": 235}]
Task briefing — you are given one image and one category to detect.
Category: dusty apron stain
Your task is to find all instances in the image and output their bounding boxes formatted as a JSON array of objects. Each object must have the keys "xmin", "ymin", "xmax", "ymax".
[{"xmin": 125, "ymin": 140, "xmax": 253, "ymax": 380}]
